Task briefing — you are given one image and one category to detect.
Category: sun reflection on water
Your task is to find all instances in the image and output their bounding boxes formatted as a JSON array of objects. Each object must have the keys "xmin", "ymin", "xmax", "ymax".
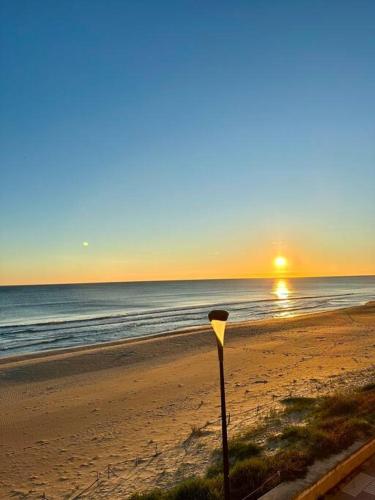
[{"xmin": 273, "ymin": 279, "xmax": 290, "ymax": 300}]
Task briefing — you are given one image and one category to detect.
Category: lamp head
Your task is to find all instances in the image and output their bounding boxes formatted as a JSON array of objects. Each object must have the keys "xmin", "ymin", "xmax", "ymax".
[{"xmin": 208, "ymin": 310, "xmax": 229, "ymax": 347}]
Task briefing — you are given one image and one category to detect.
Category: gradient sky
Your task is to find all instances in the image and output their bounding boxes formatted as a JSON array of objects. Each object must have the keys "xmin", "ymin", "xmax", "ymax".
[{"xmin": 1, "ymin": 0, "xmax": 374, "ymax": 285}]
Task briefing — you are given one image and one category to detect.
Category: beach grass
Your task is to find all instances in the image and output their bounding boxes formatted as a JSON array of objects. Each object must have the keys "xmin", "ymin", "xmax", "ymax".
[{"xmin": 131, "ymin": 383, "xmax": 375, "ymax": 500}]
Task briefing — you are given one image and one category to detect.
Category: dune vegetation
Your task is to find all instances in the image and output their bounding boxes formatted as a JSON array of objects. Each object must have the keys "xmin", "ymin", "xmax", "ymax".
[{"xmin": 131, "ymin": 383, "xmax": 375, "ymax": 500}]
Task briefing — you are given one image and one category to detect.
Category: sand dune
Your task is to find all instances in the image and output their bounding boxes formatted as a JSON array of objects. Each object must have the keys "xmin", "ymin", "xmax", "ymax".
[{"xmin": 0, "ymin": 303, "xmax": 374, "ymax": 499}]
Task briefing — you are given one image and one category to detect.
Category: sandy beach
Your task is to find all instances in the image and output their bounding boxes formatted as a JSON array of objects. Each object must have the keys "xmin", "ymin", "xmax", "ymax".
[{"xmin": 0, "ymin": 303, "xmax": 374, "ymax": 499}]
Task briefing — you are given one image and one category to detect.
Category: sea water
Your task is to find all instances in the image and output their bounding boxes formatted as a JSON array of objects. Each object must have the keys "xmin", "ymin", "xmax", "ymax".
[{"xmin": 0, "ymin": 276, "xmax": 374, "ymax": 356}]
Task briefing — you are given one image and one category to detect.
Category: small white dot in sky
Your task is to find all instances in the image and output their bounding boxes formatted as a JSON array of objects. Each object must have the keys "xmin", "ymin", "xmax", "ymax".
[{"xmin": 82, "ymin": 241, "xmax": 89, "ymax": 247}]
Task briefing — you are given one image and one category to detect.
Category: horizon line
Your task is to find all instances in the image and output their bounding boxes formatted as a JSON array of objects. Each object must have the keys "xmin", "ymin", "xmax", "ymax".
[{"xmin": 1, "ymin": 273, "xmax": 374, "ymax": 288}]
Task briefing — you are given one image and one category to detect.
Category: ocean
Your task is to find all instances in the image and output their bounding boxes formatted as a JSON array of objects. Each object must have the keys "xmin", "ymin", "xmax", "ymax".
[{"xmin": 0, "ymin": 276, "xmax": 374, "ymax": 357}]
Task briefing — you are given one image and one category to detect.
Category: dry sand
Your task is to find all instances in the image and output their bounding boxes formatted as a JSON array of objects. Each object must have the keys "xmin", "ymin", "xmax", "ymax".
[{"xmin": 0, "ymin": 303, "xmax": 374, "ymax": 499}]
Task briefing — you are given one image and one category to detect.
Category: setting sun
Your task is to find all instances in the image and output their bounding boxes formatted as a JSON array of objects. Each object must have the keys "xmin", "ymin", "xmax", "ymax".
[{"xmin": 274, "ymin": 256, "xmax": 287, "ymax": 269}]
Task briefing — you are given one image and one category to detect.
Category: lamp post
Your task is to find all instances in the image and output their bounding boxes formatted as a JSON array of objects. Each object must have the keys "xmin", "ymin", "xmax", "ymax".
[{"xmin": 208, "ymin": 309, "xmax": 230, "ymax": 500}]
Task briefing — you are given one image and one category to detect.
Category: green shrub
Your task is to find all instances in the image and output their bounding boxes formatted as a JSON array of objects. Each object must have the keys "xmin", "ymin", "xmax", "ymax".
[
  {"xmin": 229, "ymin": 457, "xmax": 271, "ymax": 499},
  {"xmin": 170, "ymin": 477, "xmax": 220, "ymax": 500},
  {"xmin": 131, "ymin": 491, "xmax": 165, "ymax": 500},
  {"xmin": 209, "ymin": 438, "xmax": 262, "ymax": 476},
  {"xmin": 318, "ymin": 395, "xmax": 357, "ymax": 417},
  {"xmin": 281, "ymin": 397, "xmax": 316, "ymax": 414},
  {"xmin": 308, "ymin": 429, "xmax": 339, "ymax": 458},
  {"xmin": 228, "ymin": 439, "xmax": 262, "ymax": 463},
  {"xmin": 356, "ymin": 391, "xmax": 375, "ymax": 420},
  {"xmin": 315, "ymin": 415, "xmax": 346, "ymax": 432},
  {"xmin": 272, "ymin": 449, "xmax": 313, "ymax": 481},
  {"xmin": 280, "ymin": 425, "xmax": 311, "ymax": 444},
  {"xmin": 344, "ymin": 417, "xmax": 372, "ymax": 435},
  {"xmin": 130, "ymin": 477, "xmax": 222, "ymax": 500}
]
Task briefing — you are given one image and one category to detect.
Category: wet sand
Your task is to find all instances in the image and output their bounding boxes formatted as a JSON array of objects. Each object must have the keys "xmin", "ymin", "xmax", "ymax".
[{"xmin": 0, "ymin": 302, "xmax": 374, "ymax": 499}]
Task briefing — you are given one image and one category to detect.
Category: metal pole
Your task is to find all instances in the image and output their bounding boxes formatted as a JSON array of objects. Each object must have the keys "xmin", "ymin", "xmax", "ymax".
[{"xmin": 217, "ymin": 341, "xmax": 230, "ymax": 500}]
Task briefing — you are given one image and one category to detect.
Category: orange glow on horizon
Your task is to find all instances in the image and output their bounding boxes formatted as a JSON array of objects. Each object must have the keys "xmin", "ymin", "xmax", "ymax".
[{"xmin": 1, "ymin": 240, "xmax": 374, "ymax": 286}]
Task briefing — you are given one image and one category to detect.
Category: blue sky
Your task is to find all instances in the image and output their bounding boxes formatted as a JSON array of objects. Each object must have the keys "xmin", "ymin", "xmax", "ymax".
[{"xmin": 1, "ymin": 1, "xmax": 374, "ymax": 284}]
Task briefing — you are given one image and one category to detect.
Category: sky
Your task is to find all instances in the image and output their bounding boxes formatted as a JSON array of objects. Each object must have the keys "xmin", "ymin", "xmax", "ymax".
[{"xmin": 0, "ymin": 0, "xmax": 374, "ymax": 285}]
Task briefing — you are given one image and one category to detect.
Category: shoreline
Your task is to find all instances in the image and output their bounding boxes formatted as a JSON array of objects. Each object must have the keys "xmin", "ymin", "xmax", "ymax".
[
  {"xmin": 1, "ymin": 301, "xmax": 372, "ymax": 367},
  {"xmin": 0, "ymin": 302, "xmax": 374, "ymax": 499}
]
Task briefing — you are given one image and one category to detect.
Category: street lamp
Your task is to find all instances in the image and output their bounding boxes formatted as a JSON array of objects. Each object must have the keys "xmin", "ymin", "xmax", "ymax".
[{"xmin": 208, "ymin": 309, "xmax": 230, "ymax": 500}]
